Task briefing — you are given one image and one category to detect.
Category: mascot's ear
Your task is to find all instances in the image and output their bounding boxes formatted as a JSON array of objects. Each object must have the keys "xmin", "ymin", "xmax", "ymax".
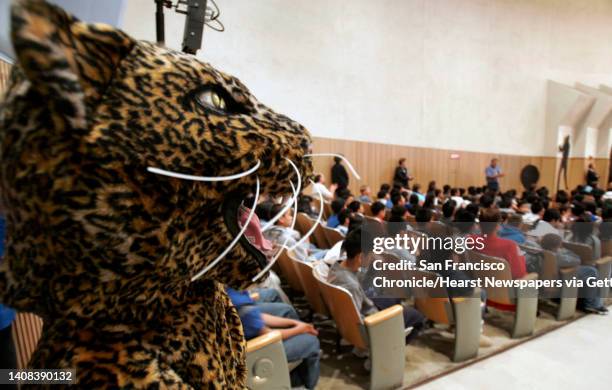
[{"xmin": 10, "ymin": 0, "xmax": 134, "ymax": 104}]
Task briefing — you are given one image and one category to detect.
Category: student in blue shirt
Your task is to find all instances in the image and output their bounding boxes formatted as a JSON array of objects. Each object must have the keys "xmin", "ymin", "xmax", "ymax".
[
  {"xmin": 326, "ymin": 198, "xmax": 345, "ymax": 229},
  {"xmin": 0, "ymin": 213, "xmax": 17, "ymax": 370},
  {"xmin": 226, "ymin": 288, "xmax": 321, "ymax": 389}
]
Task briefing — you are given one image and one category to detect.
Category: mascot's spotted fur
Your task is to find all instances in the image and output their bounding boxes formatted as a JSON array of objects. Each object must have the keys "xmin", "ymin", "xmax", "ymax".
[{"xmin": 0, "ymin": 0, "xmax": 312, "ymax": 388}]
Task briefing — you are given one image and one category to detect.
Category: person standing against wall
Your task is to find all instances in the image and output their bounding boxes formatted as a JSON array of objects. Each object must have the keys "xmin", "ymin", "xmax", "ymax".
[
  {"xmin": 586, "ymin": 163, "xmax": 599, "ymax": 187},
  {"xmin": 393, "ymin": 158, "xmax": 413, "ymax": 190},
  {"xmin": 485, "ymin": 158, "xmax": 504, "ymax": 192},
  {"xmin": 331, "ymin": 156, "xmax": 349, "ymax": 190}
]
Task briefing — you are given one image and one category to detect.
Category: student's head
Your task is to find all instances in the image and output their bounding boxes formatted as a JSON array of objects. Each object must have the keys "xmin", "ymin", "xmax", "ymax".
[
  {"xmin": 380, "ymin": 183, "xmax": 391, "ymax": 193},
  {"xmin": 498, "ymin": 195, "xmax": 512, "ymax": 209},
  {"xmin": 454, "ymin": 208, "xmax": 476, "ymax": 233},
  {"xmin": 443, "ymin": 184, "xmax": 451, "ymax": 194},
  {"xmin": 571, "ymin": 202, "xmax": 585, "ymax": 217},
  {"xmin": 465, "ymin": 203, "xmax": 480, "ymax": 217},
  {"xmin": 271, "ymin": 203, "xmax": 293, "ymax": 227},
  {"xmin": 377, "ymin": 190, "xmax": 388, "ymax": 200},
  {"xmin": 337, "ymin": 209, "xmax": 351, "ymax": 227},
  {"xmin": 479, "ymin": 209, "xmax": 501, "ymax": 235},
  {"xmin": 334, "ymin": 156, "xmax": 342, "ymax": 164},
  {"xmin": 391, "ymin": 192, "xmax": 405, "ymax": 207},
  {"xmin": 427, "ymin": 181, "xmax": 436, "ymax": 192},
  {"xmin": 342, "ymin": 227, "xmax": 363, "ymax": 263},
  {"xmin": 390, "ymin": 205, "xmax": 408, "ymax": 221},
  {"xmin": 370, "ymin": 202, "xmax": 386, "ymax": 219},
  {"xmin": 415, "ymin": 208, "xmax": 432, "ymax": 223},
  {"xmin": 360, "ymin": 185, "xmax": 371, "ymax": 196},
  {"xmin": 540, "ymin": 233, "xmax": 563, "ymax": 252},
  {"xmin": 398, "ymin": 158, "xmax": 406, "ymax": 167},
  {"xmin": 409, "ymin": 193, "xmax": 420, "ymax": 206},
  {"xmin": 348, "ymin": 200, "xmax": 363, "ymax": 214},
  {"xmin": 442, "ymin": 200, "xmax": 457, "ymax": 218},
  {"xmin": 531, "ymin": 201, "xmax": 544, "ymax": 215},
  {"xmin": 423, "ymin": 194, "xmax": 435, "ymax": 209},
  {"xmin": 412, "ymin": 183, "xmax": 421, "ymax": 193},
  {"xmin": 255, "ymin": 200, "xmax": 274, "ymax": 222},
  {"xmin": 450, "ymin": 188, "xmax": 458, "ymax": 196},
  {"xmin": 331, "ymin": 198, "xmax": 345, "ymax": 215},
  {"xmin": 313, "ymin": 173, "xmax": 324, "ymax": 184},
  {"xmin": 480, "ymin": 193, "xmax": 494, "ymax": 208},
  {"xmin": 543, "ymin": 208, "xmax": 561, "ymax": 223}
]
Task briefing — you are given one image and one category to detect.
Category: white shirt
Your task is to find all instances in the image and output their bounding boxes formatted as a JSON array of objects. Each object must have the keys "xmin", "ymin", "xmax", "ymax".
[{"xmin": 312, "ymin": 182, "xmax": 333, "ymax": 201}]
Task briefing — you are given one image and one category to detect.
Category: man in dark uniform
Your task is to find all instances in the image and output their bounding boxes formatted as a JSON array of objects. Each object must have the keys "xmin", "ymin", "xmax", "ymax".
[
  {"xmin": 331, "ymin": 156, "xmax": 349, "ymax": 190},
  {"xmin": 393, "ymin": 158, "xmax": 412, "ymax": 189}
]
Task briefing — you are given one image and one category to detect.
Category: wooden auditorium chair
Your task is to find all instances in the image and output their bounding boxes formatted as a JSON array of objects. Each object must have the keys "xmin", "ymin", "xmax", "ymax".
[
  {"xmin": 407, "ymin": 267, "xmax": 482, "ymax": 362},
  {"xmin": 466, "ymin": 251, "xmax": 539, "ymax": 338},
  {"xmin": 562, "ymin": 241, "xmax": 611, "ymax": 299},
  {"xmin": 313, "ymin": 270, "xmax": 406, "ymax": 390},
  {"xmin": 322, "ymin": 225, "xmax": 344, "ymax": 247},
  {"xmin": 276, "ymin": 248, "xmax": 305, "ymax": 293},
  {"xmin": 290, "ymin": 253, "xmax": 329, "ymax": 317},
  {"xmin": 322, "ymin": 201, "xmax": 332, "ymax": 220},
  {"xmin": 520, "ymin": 244, "xmax": 578, "ymax": 321}
]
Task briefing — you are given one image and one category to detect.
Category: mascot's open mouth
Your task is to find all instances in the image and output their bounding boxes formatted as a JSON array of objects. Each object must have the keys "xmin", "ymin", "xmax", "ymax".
[{"xmin": 222, "ymin": 192, "xmax": 268, "ymax": 271}]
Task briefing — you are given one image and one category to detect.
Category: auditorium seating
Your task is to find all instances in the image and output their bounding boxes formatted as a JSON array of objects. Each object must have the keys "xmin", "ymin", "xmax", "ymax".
[
  {"xmin": 322, "ymin": 225, "xmax": 344, "ymax": 246},
  {"xmin": 313, "ymin": 270, "xmax": 406, "ymax": 390},
  {"xmin": 276, "ymin": 248, "xmax": 305, "ymax": 293},
  {"xmin": 466, "ymin": 251, "xmax": 539, "ymax": 338},
  {"xmin": 520, "ymin": 244, "xmax": 578, "ymax": 321},
  {"xmin": 406, "ymin": 266, "xmax": 482, "ymax": 362},
  {"xmin": 246, "ymin": 330, "xmax": 293, "ymax": 390},
  {"xmin": 290, "ymin": 254, "xmax": 329, "ymax": 317},
  {"xmin": 562, "ymin": 241, "xmax": 611, "ymax": 299}
]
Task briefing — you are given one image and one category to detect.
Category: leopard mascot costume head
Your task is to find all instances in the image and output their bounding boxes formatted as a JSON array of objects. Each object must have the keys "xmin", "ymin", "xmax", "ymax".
[{"xmin": 0, "ymin": 0, "xmax": 312, "ymax": 387}]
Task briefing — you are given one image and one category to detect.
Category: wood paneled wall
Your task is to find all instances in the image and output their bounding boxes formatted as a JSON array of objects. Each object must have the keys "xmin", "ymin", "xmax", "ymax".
[{"xmin": 312, "ymin": 136, "xmax": 609, "ymax": 196}]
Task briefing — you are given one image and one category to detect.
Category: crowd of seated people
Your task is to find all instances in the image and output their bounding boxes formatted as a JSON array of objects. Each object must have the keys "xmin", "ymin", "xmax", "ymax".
[{"xmin": 233, "ymin": 164, "xmax": 612, "ymax": 388}]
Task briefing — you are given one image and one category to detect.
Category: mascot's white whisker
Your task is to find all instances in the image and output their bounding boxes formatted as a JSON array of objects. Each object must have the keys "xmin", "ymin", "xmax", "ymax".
[
  {"xmin": 303, "ymin": 153, "xmax": 361, "ymax": 180},
  {"xmin": 147, "ymin": 160, "xmax": 261, "ymax": 182},
  {"xmin": 290, "ymin": 179, "xmax": 324, "ymax": 250},
  {"xmin": 251, "ymin": 180, "xmax": 299, "ymax": 282},
  {"xmin": 261, "ymin": 157, "xmax": 302, "ymax": 231},
  {"xmin": 191, "ymin": 177, "xmax": 261, "ymax": 282}
]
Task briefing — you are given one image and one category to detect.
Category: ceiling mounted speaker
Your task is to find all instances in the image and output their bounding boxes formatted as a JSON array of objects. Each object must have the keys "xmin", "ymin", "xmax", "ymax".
[{"xmin": 520, "ymin": 164, "xmax": 540, "ymax": 191}]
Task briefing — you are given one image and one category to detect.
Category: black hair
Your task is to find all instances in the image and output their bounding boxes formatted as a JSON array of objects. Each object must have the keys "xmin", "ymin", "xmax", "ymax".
[
  {"xmin": 348, "ymin": 200, "xmax": 361, "ymax": 213},
  {"xmin": 415, "ymin": 208, "xmax": 432, "ymax": 223},
  {"xmin": 331, "ymin": 198, "xmax": 345, "ymax": 214},
  {"xmin": 377, "ymin": 190, "xmax": 387, "ymax": 199},
  {"xmin": 531, "ymin": 201, "xmax": 544, "ymax": 214},
  {"xmin": 391, "ymin": 192, "xmax": 403, "ymax": 206},
  {"xmin": 442, "ymin": 200, "xmax": 457, "ymax": 218},
  {"xmin": 342, "ymin": 227, "xmax": 362, "ymax": 259},
  {"xmin": 337, "ymin": 209, "xmax": 351, "ymax": 226},
  {"xmin": 542, "ymin": 208, "xmax": 561, "ymax": 222},
  {"xmin": 371, "ymin": 201, "xmax": 386, "ymax": 216},
  {"xmin": 480, "ymin": 194, "xmax": 494, "ymax": 208}
]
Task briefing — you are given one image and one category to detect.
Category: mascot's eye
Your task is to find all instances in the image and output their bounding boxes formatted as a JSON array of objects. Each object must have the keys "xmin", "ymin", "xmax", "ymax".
[{"xmin": 196, "ymin": 89, "xmax": 227, "ymax": 111}]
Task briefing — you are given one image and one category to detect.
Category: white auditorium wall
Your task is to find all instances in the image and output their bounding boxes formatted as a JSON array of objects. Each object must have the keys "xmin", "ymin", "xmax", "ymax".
[{"xmin": 122, "ymin": 0, "xmax": 612, "ymax": 157}]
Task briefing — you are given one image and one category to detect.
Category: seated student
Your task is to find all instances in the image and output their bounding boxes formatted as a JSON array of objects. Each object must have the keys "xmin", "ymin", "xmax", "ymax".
[
  {"xmin": 497, "ymin": 195, "xmax": 515, "ymax": 215},
  {"xmin": 498, "ymin": 213, "xmax": 526, "ymax": 244},
  {"xmin": 335, "ymin": 209, "xmax": 351, "ymax": 235},
  {"xmin": 297, "ymin": 194, "xmax": 319, "ymax": 219},
  {"xmin": 440, "ymin": 200, "xmax": 457, "ymax": 225},
  {"xmin": 412, "ymin": 184, "xmax": 426, "ymax": 203},
  {"xmin": 391, "ymin": 191, "xmax": 406, "ymax": 208},
  {"xmin": 473, "ymin": 209, "xmax": 527, "ymax": 279},
  {"xmin": 326, "ymin": 198, "xmax": 346, "ymax": 228},
  {"xmin": 311, "ymin": 173, "xmax": 335, "ymax": 201},
  {"xmin": 406, "ymin": 193, "xmax": 420, "ymax": 215},
  {"xmin": 348, "ymin": 200, "xmax": 365, "ymax": 220},
  {"xmin": 327, "ymin": 228, "xmax": 425, "ymax": 343},
  {"xmin": 359, "ymin": 185, "xmax": 373, "ymax": 203},
  {"xmin": 264, "ymin": 204, "xmax": 325, "ymax": 261},
  {"xmin": 569, "ymin": 216, "xmax": 601, "ymax": 260},
  {"xmin": 376, "ymin": 190, "xmax": 389, "ymax": 207},
  {"xmin": 226, "ymin": 288, "xmax": 321, "ymax": 389},
  {"xmin": 450, "ymin": 188, "xmax": 467, "ymax": 208},
  {"xmin": 540, "ymin": 234, "xmax": 608, "ymax": 315},
  {"xmin": 599, "ymin": 206, "xmax": 612, "ymax": 241},
  {"xmin": 370, "ymin": 201, "xmax": 387, "ymax": 223},
  {"xmin": 479, "ymin": 193, "xmax": 495, "ymax": 209},
  {"xmin": 522, "ymin": 201, "xmax": 544, "ymax": 225},
  {"xmin": 530, "ymin": 208, "xmax": 562, "ymax": 238}
]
